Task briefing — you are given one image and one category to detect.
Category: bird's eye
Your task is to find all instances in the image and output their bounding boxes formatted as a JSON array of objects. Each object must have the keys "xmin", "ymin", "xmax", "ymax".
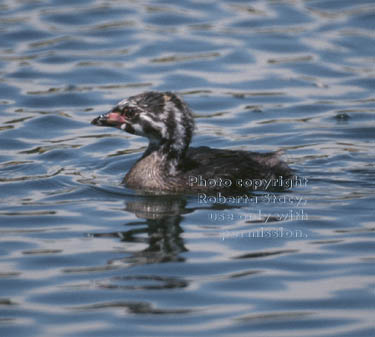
[{"xmin": 123, "ymin": 107, "xmax": 137, "ymax": 119}]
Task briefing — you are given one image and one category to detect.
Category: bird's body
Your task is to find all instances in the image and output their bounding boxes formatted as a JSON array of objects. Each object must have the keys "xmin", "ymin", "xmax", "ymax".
[{"xmin": 91, "ymin": 91, "xmax": 293, "ymax": 192}]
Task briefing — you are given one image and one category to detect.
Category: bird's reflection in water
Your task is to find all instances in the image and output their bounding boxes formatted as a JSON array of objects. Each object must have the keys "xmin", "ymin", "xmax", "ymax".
[
  {"xmin": 84, "ymin": 194, "xmax": 197, "ymax": 313},
  {"xmin": 125, "ymin": 195, "xmax": 190, "ymax": 263},
  {"xmin": 85, "ymin": 190, "xmax": 293, "ymax": 313},
  {"xmin": 91, "ymin": 189, "xmax": 277, "ymax": 267},
  {"xmin": 93, "ymin": 194, "xmax": 191, "ymax": 265}
]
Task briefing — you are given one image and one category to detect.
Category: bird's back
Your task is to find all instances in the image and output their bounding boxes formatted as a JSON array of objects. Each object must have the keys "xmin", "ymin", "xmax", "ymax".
[{"xmin": 179, "ymin": 146, "xmax": 293, "ymax": 192}]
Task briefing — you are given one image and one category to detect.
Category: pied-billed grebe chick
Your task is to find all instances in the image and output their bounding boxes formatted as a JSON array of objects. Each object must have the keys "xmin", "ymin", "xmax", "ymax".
[{"xmin": 91, "ymin": 91, "xmax": 293, "ymax": 192}]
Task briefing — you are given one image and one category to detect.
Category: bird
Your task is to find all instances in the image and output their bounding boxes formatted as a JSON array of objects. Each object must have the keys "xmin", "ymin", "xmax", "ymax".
[{"xmin": 91, "ymin": 91, "xmax": 293, "ymax": 193}]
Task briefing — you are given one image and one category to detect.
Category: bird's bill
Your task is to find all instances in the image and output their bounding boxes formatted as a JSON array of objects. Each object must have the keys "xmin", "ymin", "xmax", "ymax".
[{"xmin": 91, "ymin": 111, "xmax": 127, "ymax": 128}]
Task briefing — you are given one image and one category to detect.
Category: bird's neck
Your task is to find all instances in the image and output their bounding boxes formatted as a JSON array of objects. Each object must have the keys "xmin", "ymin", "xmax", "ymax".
[{"xmin": 143, "ymin": 138, "xmax": 189, "ymax": 176}]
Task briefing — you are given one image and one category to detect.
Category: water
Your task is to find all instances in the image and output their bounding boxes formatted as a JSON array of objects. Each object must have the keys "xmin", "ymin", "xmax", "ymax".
[{"xmin": 0, "ymin": 0, "xmax": 374, "ymax": 336}]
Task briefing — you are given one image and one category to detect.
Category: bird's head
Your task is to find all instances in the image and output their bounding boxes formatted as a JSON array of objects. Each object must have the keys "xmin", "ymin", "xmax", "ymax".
[{"xmin": 91, "ymin": 91, "xmax": 194, "ymax": 151}]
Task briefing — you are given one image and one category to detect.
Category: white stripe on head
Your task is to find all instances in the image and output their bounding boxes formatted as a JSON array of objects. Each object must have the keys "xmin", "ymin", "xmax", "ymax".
[
  {"xmin": 141, "ymin": 114, "xmax": 168, "ymax": 138},
  {"xmin": 118, "ymin": 98, "xmax": 128, "ymax": 106},
  {"xmin": 165, "ymin": 99, "xmax": 186, "ymax": 152}
]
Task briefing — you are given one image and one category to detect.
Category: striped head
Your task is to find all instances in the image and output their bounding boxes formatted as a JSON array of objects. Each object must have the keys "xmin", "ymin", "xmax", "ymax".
[{"xmin": 92, "ymin": 91, "xmax": 195, "ymax": 165}]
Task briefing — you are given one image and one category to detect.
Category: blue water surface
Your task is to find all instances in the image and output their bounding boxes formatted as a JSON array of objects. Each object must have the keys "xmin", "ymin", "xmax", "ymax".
[{"xmin": 0, "ymin": 0, "xmax": 374, "ymax": 336}]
